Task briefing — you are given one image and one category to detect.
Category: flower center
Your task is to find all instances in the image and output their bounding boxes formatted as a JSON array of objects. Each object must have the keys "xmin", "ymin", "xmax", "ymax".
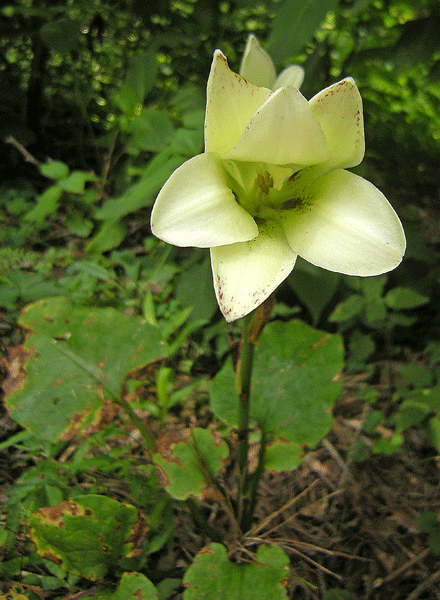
[{"xmin": 222, "ymin": 159, "xmax": 308, "ymax": 219}]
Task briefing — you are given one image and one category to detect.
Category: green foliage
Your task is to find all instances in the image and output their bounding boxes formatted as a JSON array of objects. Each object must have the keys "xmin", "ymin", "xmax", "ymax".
[
  {"xmin": 27, "ymin": 495, "xmax": 146, "ymax": 580},
  {"xmin": 0, "ymin": 271, "xmax": 62, "ymax": 311},
  {"xmin": 155, "ymin": 428, "xmax": 229, "ymax": 500},
  {"xmin": 88, "ymin": 572, "xmax": 159, "ymax": 600},
  {"xmin": 211, "ymin": 320, "xmax": 343, "ymax": 470},
  {"xmin": 4, "ymin": 297, "xmax": 167, "ymax": 441},
  {"xmin": 288, "ymin": 258, "xmax": 340, "ymax": 325},
  {"xmin": 183, "ymin": 543, "xmax": 290, "ymax": 600},
  {"xmin": 267, "ymin": 0, "xmax": 339, "ymax": 66},
  {"xmin": 417, "ymin": 512, "xmax": 440, "ymax": 555}
]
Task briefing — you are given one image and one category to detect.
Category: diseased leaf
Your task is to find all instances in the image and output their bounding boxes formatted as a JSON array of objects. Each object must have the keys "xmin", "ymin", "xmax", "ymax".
[
  {"xmin": 3, "ymin": 297, "xmax": 167, "ymax": 441},
  {"xmin": 88, "ymin": 572, "xmax": 159, "ymax": 599},
  {"xmin": 154, "ymin": 428, "xmax": 228, "ymax": 500},
  {"xmin": 27, "ymin": 495, "xmax": 148, "ymax": 580}
]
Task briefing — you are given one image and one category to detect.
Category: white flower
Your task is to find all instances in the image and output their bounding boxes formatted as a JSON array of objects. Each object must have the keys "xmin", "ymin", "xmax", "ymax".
[
  {"xmin": 239, "ymin": 34, "xmax": 304, "ymax": 90},
  {"xmin": 151, "ymin": 51, "xmax": 406, "ymax": 322}
]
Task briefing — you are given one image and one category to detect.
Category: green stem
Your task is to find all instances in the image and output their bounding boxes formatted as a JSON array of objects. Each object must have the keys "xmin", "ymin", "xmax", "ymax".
[
  {"xmin": 236, "ymin": 312, "xmax": 255, "ymax": 481},
  {"xmin": 241, "ymin": 430, "xmax": 266, "ymax": 532}
]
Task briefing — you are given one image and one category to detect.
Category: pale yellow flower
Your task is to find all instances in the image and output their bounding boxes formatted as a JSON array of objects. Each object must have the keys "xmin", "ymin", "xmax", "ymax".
[{"xmin": 151, "ymin": 51, "xmax": 405, "ymax": 321}]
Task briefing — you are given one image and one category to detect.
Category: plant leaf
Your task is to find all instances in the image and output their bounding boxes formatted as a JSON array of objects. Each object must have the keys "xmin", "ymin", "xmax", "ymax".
[
  {"xmin": 183, "ymin": 543, "xmax": 289, "ymax": 599},
  {"xmin": 210, "ymin": 320, "xmax": 343, "ymax": 457},
  {"xmin": 3, "ymin": 297, "xmax": 167, "ymax": 441},
  {"xmin": 154, "ymin": 428, "xmax": 228, "ymax": 500},
  {"xmin": 27, "ymin": 495, "xmax": 148, "ymax": 580}
]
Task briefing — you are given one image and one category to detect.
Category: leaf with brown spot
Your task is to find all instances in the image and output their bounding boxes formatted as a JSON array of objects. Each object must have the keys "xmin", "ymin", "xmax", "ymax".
[
  {"xmin": 4, "ymin": 297, "xmax": 167, "ymax": 442},
  {"xmin": 154, "ymin": 428, "xmax": 229, "ymax": 500},
  {"xmin": 1, "ymin": 345, "xmax": 34, "ymax": 396},
  {"xmin": 27, "ymin": 495, "xmax": 149, "ymax": 581},
  {"xmin": 85, "ymin": 572, "xmax": 159, "ymax": 599}
]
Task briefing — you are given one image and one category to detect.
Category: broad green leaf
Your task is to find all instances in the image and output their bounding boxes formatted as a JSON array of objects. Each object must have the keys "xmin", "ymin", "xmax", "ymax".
[
  {"xmin": 391, "ymin": 17, "xmax": 440, "ymax": 75},
  {"xmin": 156, "ymin": 578, "xmax": 182, "ymax": 600},
  {"xmin": 211, "ymin": 320, "xmax": 343, "ymax": 453},
  {"xmin": 416, "ymin": 511, "xmax": 438, "ymax": 532},
  {"xmin": 427, "ymin": 415, "xmax": 440, "ymax": 452},
  {"xmin": 154, "ymin": 428, "xmax": 228, "ymax": 500},
  {"xmin": 364, "ymin": 297, "xmax": 387, "ymax": 325},
  {"xmin": 0, "ymin": 271, "xmax": 62, "ymax": 310},
  {"xmin": 27, "ymin": 495, "xmax": 148, "ymax": 580},
  {"xmin": 67, "ymin": 260, "xmax": 116, "ymax": 282},
  {"xmin": 394, "ymin": 400, "xmax": 430, "ymax": 433},
  {"xmin": 113, "ymin": 50, "xmax": 159, "ymax": 116},
  {"xmin": 88, "ymin": 572, "xmax": 159, "ymax": 599},
  {"xmin": 113, "ymin": 84, "xmax": 139, "ymax": 116},
  {"xmin": 359, "ymin": 275, "xmax": 387, "ymax": 299},
  {"xmin": 183, "ymin": 543, "xmax": 289, "ymax": 600},
  {"xmin": 384, "ymin": 287, "xmax": 430, "ymax": 310},
  {"xmin": 40, "ymin": 160, "xmax": 69, "ymax": 180},
  {"xmin": 428, "ymin": 529, "xmax": 440, "ymax": 555},
  {"xmin": 168, "ymin": 127, "xmax": 204, "ymax": 157},
  {"xmin": 65, "ymin": 211, "xmax": 94, "ymax": 237},
  {"xmin": 372, "ymin": 434, "xmax": 404, "ymax": 455},
  {"xmin": 4, "ymin": 297, "xmax": 167, "ymax": 441},
  {"xmin": 266, "ymin": 0, "xmax": 338, "ymax": 67},
  {"xmin": 398, "ymin": 364, "xmax": 434, "ymax": 388},
  {"xmin": 348, "ymin": 331, "xmax": 375, "ymax": 367},
  {"xmin": 362, "ymin": 410, "xmax": 383, "ymax": 434},
  {"xmin": 40, "ymin": 18, "xmax": 80, "ymax": 53}
]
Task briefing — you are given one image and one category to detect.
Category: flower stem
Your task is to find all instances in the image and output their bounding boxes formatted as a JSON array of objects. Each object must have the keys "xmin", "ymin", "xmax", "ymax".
[
  {"xmin": 241, "ymin": 429, "xmax": 266, "ymax": 532},
  {"xmin": 236, "ymin": 311, "xmax": 255, "ymax": 482},
  {"xmin": 234, "ymin": 297, "xmax": 275, "ymax": 528}
]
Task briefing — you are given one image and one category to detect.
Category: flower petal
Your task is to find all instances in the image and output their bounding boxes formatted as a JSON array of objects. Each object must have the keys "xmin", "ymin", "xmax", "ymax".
[
  {"xmin": 309, "ymin": 78, "xmax": 364, "ymax": 170},
  {"xmin": 282, "ymin": 169, "xmax": 406, "ymax": 276},
  {"xmin": 205, "ymin": 50, "xmax": 272, "ymax": 156},
  {"xmin": 151, "ymin": 153, "xmax": 258, "ymax": 248},
  {"xmin": 239, "ymin": 34, "xmax": 277, "ymax": 89},
  {"xmin": 273, "ymin": 65, "xmax": 305, "ymax": 90},
  {"xmin": 210, "ymin": 220, "xmax": 297, "ymax": 321},
  {"xmin": 224, "ymin": 86, "xmax": 330, "ymax": 166}
]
